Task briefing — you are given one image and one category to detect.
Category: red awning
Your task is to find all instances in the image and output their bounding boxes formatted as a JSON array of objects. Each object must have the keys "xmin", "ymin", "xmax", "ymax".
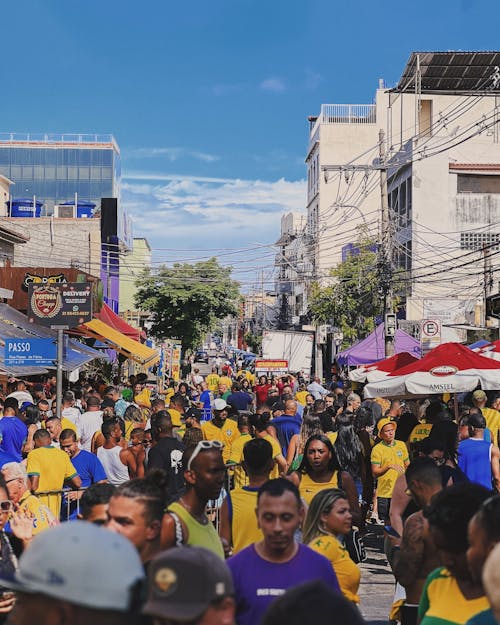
[{"xmin": 96, "ymin": 304, "xmax": 146, "ymax": 342}]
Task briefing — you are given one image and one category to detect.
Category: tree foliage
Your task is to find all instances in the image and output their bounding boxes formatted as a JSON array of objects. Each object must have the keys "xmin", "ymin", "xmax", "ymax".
[
  {"xmin": 309, "ymin": 238, "xmax": 386, "ymax": 345},
  {"xmin": 134, "ymin": 258, "xmax": 240, "ymax": 350}
]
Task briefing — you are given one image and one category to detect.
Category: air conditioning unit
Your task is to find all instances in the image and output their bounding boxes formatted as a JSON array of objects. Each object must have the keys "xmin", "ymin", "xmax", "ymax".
[{"xmin": 53, "ymin": 204, "xmax": 75, "ymax": 218}]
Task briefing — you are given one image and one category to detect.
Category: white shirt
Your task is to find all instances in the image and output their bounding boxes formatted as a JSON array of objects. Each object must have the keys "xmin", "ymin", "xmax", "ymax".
[
  {"xmin": 77, "ymin": 410, "xmax": 103, "ymax": 451},
  {"xmin": 306, "ymin": 381, "xmax": 329, "ymax": 400},
  {"xmin": 61, "ymin": 407, "xmax": 81, "ymax": 426}
]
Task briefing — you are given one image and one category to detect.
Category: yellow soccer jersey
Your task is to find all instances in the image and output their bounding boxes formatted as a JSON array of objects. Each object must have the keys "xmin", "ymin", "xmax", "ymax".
[
  {"xmin": 18, "ymin": 491, "xmax": 57, "ymax": 535},
  {"xmin": 201, "ymin": 418, "xmax": 240, "ymax": 463},
  {"xmin": 227, "ymin": 433, "xmax": 252, "ymax": 489},
  {"xmin": 371, "ymin": 440, "xmax": 409, "ymax": 498},
  {"xmin": 409, "ymin": 423, "xmax": 433, "ymax": 444},
  {"xmin": 263, "ymin": 434, "xmax": 283, "ymax": 479},
  {"xmin": 27, "ymin": 446, "xmax": 78, "ymax": 519},
  {"xmin": 206, "ymin": 373, "xmax": 220, "ymax": 393},
  {"xmin": 482, "ymin": 408, "xmax": 500, "ymax": 446},
  {"xmin": 309, "ymin": 534, "xmax": 361, "ymax": 603},
  {"xmin": 419, "ymin": 567, "xmax": 488, "ymax": 625},
  {"xmin": 228, "ymin": 486, "xmax": 263, "ymax": 554}
]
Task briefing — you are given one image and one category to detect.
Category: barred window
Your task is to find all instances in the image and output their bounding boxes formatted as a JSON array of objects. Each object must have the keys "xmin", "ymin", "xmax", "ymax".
[{"xmin": 460, "ymin": 232, "xmax": 500, "ymax": 250}]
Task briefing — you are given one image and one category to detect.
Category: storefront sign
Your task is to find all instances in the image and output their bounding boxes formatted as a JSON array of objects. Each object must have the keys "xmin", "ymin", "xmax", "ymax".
[{"xmin": 28, "ymin": 283, "xmax": 92, "ymax": 328}]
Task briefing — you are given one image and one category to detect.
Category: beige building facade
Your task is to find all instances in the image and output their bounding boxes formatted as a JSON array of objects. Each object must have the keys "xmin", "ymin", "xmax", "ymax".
[
  {"xmin": 119, "ymin": 237, "xmax": 152, "ymax": 324},
  {"xmin": 301, "ymin": 52, "xmax": 500, "ymax": 337}
]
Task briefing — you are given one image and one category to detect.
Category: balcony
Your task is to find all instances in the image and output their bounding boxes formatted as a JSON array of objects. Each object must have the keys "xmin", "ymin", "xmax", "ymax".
[{"xmin": 309, "ymin": 104, "xmax": 376, "ymax": 146}]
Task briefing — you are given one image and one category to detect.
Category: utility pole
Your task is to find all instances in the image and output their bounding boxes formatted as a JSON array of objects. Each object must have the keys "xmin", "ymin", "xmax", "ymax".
[
  {"xmin": 379, "ymin": 129, "xmax": 395, "ymax": 357},
  {"xmin": 483, "ymin": 244, "xmax": 494, "ymax": 326}
]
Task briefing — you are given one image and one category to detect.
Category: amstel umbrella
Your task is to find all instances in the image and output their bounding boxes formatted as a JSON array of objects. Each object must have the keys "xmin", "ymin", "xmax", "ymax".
[
  {"xmin": 349, "ymin": 352, "xmax": 419, "ymax": 383},
  {"xmin": 363, "ymin": 342, "xmax": 500, "ymax": 398},
  {"xmin": 477, "ymin": 340, "xmax": 500, "ymax": 361}
]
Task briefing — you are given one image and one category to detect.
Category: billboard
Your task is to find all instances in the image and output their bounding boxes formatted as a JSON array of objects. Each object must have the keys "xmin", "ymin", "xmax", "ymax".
[{"xmin": 28, "ymin": 283, "xmax": 92, "ymax": 328}]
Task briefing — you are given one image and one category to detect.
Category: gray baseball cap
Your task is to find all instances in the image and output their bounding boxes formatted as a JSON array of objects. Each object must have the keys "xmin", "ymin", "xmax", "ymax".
[
  {"xmin": 213, "ymin": 398, "xmax": 228, "ymax": 411},
  {"xmin": 143, "ymin": 546, "xmax": 234, "ymax": 621},
  {"xmin": 0, "ymin": 522, "xmax": 144, "ymax": 611}
]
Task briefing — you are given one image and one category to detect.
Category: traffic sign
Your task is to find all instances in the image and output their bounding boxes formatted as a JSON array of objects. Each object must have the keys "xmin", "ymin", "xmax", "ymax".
[
  {"xmin": 422, "ymin": 320, "xmax": 440, "ymax": 337},
  {"xmin": 421, "ymin": 319, "xmax": 441, "ymax": 355},
  {"xmin": 4, "ymin": 338, "xmax": 56, "ymax": 367}
]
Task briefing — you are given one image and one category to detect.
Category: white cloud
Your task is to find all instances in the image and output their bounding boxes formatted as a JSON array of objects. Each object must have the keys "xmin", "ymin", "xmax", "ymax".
[
  {"xmin": 260, "ymin": 77, "xmax": 287, "ymax": 93},
  {"xmin": 121, "ymin": 172, "xmax": 306, "ymax": 282},
  {"xmin": 124, "ymin": 147, "xmax": 220, "ymax": 163}
]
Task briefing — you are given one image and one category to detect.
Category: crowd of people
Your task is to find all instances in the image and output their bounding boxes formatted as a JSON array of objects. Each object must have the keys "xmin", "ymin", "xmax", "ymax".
[{"xmin": 0, "ymin": 360, "xmax": 498, "ymax": 624}]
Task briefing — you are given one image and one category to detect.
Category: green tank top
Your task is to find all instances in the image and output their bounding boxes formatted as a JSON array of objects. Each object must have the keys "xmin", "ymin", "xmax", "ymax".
[{"xmin": 168, "ymin": 501, "xmax": 225, "ymax": 559}]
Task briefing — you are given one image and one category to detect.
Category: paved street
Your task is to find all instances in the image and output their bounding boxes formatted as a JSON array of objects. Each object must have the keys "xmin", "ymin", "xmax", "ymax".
[{"xmin": 359, "ymin": 525, "xmax": 394, "ymax": 625}]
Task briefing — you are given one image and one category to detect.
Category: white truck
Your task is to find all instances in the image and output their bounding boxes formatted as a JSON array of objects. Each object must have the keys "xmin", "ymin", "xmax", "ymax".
[{"xmin": 261, "ymin": 330, "xmax": 314, "ymax": 379}]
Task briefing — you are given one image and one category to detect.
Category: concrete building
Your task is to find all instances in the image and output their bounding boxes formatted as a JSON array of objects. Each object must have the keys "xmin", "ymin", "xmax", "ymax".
[
  {"xmin": 119, "ymin": 237, "xmax": 152, "ymax": 328},
  {"xmin": 275, "ymin": 212, "xmax": 309, "ymax": 325},
  {"xmin": 0, "ymin": 133, "xmax": 132, "ymax": 313},
  {"xmin": 300, "ymin": 51, "xmax": 500, "ymax": 340}
]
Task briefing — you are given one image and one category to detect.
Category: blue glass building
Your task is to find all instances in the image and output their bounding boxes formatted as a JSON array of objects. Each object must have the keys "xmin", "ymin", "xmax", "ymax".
[{"xmin": 0, "ymin": 133, "xmax": 120, "ymax": 215}]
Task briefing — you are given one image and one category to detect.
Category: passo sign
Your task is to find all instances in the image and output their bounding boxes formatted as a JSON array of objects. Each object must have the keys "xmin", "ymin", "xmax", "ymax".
[{"xmin": 4, "ymin": 338, "xmax": 57, "ymax": 366}]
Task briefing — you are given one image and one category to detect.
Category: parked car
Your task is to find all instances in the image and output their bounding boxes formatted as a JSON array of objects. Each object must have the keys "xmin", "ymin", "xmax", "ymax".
[{"xmin": 194, "ymin": 349, "xmax": 209, "ymax": 363}]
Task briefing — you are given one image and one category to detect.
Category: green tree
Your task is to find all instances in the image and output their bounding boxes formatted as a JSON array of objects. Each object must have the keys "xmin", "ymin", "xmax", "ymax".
[
  {"xmin": 309, "ymin": 239, "xmax": 387, "ymax": 345},
  {"xmin": 134, "ymin": 258, "xmax": 240, "ymax": 350}
]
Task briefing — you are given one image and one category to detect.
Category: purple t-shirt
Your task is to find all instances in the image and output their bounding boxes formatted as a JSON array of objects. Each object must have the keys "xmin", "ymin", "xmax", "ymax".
[{"xmin": 227, "ymin": 543, "xmax": 341, "ymax": 625}]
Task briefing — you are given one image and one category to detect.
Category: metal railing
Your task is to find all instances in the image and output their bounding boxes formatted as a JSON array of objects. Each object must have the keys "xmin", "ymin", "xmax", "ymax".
[
  {"xmin": 320, "ymin": 103, "xmax": 376, "ymax": 125},
  {"xmin": 0, "ymin": 132, "xmax": 119, "ymax": 152}
]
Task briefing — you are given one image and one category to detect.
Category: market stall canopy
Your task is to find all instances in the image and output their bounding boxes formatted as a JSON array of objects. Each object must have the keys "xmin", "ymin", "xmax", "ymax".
[
  {"xmin": 349, "ymin": 352, "xmax": 420, "ymax": 383},
  {"xmin": 364, "ymin": 342, "xmax": 500, "ymax": 398},
  {"xmin": 337, "ymin": 324, "xmax": 421, "ymax": 367},
  {"xmin": 96, "ymin": 303, "xmax": 146, "ymax": 342},
  {"xmin": 0, "ymin": 304, "xmax": 106, "ymax": 373},
  {"xmin": 82, "ymin": 318, "xmax": 159, "ymax": 366}
]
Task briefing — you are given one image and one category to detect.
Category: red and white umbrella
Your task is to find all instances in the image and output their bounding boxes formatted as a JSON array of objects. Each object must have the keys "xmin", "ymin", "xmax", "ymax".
[
  {"xmin": 364, "ymin": 342, "xmax": 500, "ymax": 398},
  {"xmin": 349, "ymin": 352, "xmax": 419, "ymax": 383},
  {"xmin": 477, "ymin": 340, "xmax": 500, "ymax": 361}
]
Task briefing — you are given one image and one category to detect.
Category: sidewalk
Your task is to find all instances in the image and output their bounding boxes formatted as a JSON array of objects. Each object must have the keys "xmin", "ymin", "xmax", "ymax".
[{"xmin": 359, "ymin": 525, "xmax": 394, "ymax": 625}]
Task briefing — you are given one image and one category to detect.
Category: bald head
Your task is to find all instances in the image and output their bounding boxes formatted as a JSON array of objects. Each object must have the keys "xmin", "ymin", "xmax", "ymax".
[{"xmin": 284, "ymin": 399, "xmax": 297, "ymax": 415}]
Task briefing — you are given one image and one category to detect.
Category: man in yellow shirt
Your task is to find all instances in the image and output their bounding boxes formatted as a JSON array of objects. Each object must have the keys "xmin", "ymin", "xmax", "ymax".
[
  {"xmin": 371, "ymin": 418, "xmax": 409, "ymax": 523},
  {"xmin": 473, "ymin": 390, "xmax": 500, "ymax": 446},
  {"xmin": 201, "ymin": 399, "xmax": 240, "ymax": 463},
  {"xmin": 2, "ymin": 461, "xmax": 57, "ymax": 534},
  {"xmin": 219, "ymin": 438, "xmax": 273, "ymax": 554},
  {"xmin": 27, "ymin": 429, "xmax": 81, "ymax": 519},
  {"xmin": 206, "ymin": 368, "xmax": 220, "ymax": 394}
]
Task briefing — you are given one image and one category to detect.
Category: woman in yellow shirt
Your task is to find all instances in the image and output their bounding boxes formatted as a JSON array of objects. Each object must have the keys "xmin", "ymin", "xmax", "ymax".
[
  {"xmin": 303, "ymin": 488, "xmax": 361, "ymax": 603},
  {"xmin": 290, "ymin": 434, "xmax": 361, "ymax": 527}
]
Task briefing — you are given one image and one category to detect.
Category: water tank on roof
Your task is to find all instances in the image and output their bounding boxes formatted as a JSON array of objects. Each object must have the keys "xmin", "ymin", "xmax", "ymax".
[
  {"xmin": 8, "ymin": 198, "xmax": 43, "ymax": 218},
  {"xmin": 60, "ymin": 201, "xmax": 96, "ymax": 218}
]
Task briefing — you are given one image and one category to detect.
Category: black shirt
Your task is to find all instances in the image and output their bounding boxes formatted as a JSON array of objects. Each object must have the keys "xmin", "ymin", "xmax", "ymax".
[{"xmin": 147, "ymin": 437, "xmax": 185, "ymax": 503}]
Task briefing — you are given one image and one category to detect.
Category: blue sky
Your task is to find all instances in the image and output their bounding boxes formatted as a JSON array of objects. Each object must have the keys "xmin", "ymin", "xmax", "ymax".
[{"xmin": 0, "ymin": 0, "xmax": 498, "ymax": 289}]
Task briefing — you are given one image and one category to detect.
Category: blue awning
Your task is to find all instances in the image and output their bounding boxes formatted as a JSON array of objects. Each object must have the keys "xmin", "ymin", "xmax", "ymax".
[{"xmin": 0, "ymin": 304, "xmax": 106, "ymax": 373}]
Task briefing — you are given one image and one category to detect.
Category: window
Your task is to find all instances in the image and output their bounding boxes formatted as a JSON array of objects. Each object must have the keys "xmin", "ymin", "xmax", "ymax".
[
  {"xmin": 460, "ymin": 232, "xmax": 500, "ymax": 250},
  {"xmin": 457, "ymin": 174, "xmax": 500, "ymax": 194}
]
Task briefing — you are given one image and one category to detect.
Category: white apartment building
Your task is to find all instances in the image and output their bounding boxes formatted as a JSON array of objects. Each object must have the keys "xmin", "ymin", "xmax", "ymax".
[{"xmin": 302, "ymin": 51, "xmax": 500, "ymax": 339}]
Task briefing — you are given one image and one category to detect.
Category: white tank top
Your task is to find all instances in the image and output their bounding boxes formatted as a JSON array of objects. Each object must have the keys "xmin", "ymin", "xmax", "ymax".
[{"xmin": 97, "ymin": 446, "xmax": 130, "ymax": 485}]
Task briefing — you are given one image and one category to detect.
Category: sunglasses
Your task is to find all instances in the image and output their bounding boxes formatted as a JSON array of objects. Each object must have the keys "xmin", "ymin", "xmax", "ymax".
[
  {"xmin": 187, "ymin": 440, "xmax": 224, "ymax": 471},
  {"xmin": 0, "ymin": 500, "xmax": 12, "ymax": 513}
]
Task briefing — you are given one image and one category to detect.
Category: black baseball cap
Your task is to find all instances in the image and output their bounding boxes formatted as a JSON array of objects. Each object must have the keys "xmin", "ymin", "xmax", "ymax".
[
  {"xmin": 184, "ymin": 407, "xmax": 201, "ymax": 421},
  {"xmin": 142, "ymin": 547, "xmax": 233, "ymax": 621}
]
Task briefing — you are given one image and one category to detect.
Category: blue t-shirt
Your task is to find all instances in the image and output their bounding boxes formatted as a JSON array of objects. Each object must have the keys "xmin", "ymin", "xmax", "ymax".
[
  {"xmin": 269, "ymin": 416, "xmax": 300, "ymax": 457},
  {"xmin": 228, "ymin": 543, "xmax": 340, "ymax": 625},
  {"xmin": 0, "ymin": 417, "xmax": 28, "ymax": 462},
  {"xmin": 227, "ymin": 392, "xmax": 252, "ymax": 412},
  {"xmin": 71, "ymin": 449, "xmax": 107, "ymax": 488},
  {"xmin": 458, "ymin": 438, "xmax": 493, "ymax": 490},
  {"xmin": 63, "ymin": 449, "xmax": 107, "ymax": 521},
  {"xmin": 200, "ymin": 390, "xmax": 213, "ymax": 421}
]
